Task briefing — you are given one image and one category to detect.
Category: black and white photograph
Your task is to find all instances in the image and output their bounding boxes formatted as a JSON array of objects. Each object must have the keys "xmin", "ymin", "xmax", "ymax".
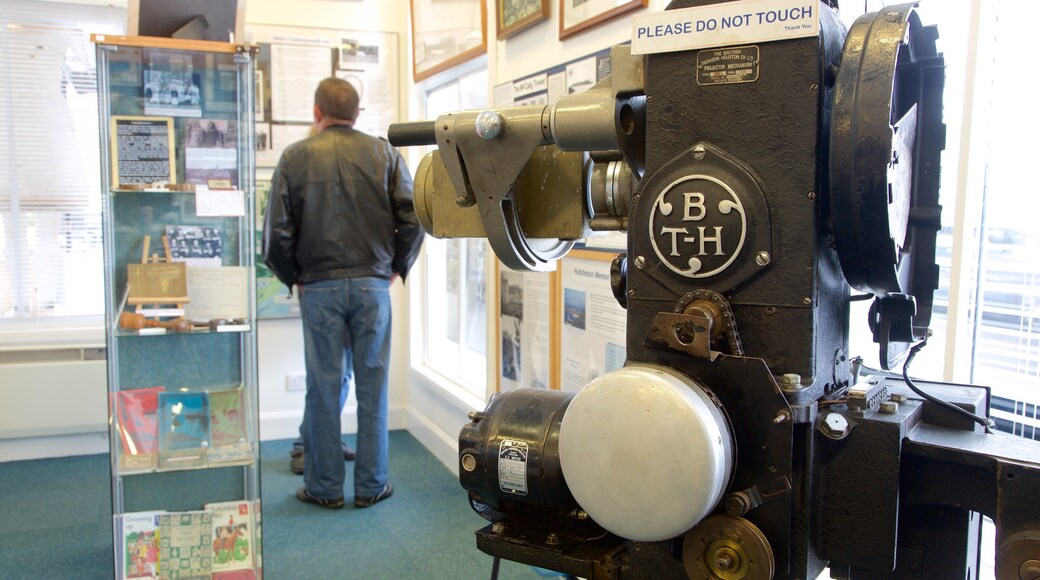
[
  {"xmin": 166, "ymin": 224, "xmax": 223, "ymax": 267},
  {"xmin": 143, "ymin": 69, "xmax": 202, "ymax": 118},
  {"xmin": 183, "ymin": 119, "xmax": 238, "ymax": 186},
  {"xmin": 339, "ymin": 37, "xmax": 380, "ymax": 65},
  {"xmin": 255, "ymin": 122, "xmax": 271, "ymax": 152}
]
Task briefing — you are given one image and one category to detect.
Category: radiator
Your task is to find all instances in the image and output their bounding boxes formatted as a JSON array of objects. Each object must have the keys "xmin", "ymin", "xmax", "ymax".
[{"xmin": 0, "ymin": 347, "xmax": 108, "ymax": 439}]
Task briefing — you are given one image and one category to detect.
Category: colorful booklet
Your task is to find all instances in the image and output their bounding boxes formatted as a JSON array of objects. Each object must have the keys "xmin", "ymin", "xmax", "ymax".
[
  {"xmin": 212, "ymin": 571, "xmax": 256, "ymax": 580},
  {"xmin": 254, "ymin": 499, "xmax": 262, "ymax": 577},
  {"xmin": 115, "ymin": 386, "xmax": 165, "ymax": 472},
  {"xmin": 207, "ymin": 387, "xmax": 253, "ymax": 466},
  {"xmin": 205, "ymin": 500, "xmax": 254, "ymax": 573},
  {"xmin": 158, "ymin": 511, "xmax": 213, "ymax": 579},
  {"xmin": 118, "ymin": 511, "xmax": 163, "ymax": 579},
  {"xmin": 157, "ymin": 391, "xmax": 210, "ymax": 470}
]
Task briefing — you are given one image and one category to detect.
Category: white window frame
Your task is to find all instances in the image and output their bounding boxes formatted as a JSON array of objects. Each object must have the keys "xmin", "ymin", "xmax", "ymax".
[{"xmin": 407, "ymin": 60, "xmax": 495, "ymax": 410}]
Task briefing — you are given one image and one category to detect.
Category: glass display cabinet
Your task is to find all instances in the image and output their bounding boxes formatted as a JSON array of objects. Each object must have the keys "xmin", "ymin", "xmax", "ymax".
[{"xmin": 93, "ymin": 34, "xmax": 262, "ymax": 580}]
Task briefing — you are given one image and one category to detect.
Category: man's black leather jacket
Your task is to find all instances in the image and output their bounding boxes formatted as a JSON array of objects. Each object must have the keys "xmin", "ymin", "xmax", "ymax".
[{"xmin": 261, "ymin": 126, "xmax": 423, "ymax": 290}]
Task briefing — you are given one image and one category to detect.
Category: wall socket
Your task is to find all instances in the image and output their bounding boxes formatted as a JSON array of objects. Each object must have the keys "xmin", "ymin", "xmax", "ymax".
[{"xmin": 286, "ymin": 373, "xmax": 307, "ymax": 391}]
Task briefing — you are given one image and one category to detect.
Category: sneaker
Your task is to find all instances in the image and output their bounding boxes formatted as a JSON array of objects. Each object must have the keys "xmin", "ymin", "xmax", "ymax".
[
  {"xmin": 295, "ymin": 486, "xmax": 344, "ymax": 509},
  {"xmin": 341, "ymin": 444, "xmax": 356, "ymax": 461},
  {"xmin": 290, "ymin": 449, "xmax": 304, "ymax": 475},
  {"xmin": 291, "ymin": 445, "xmax": 355, "ymax": 475},
  {"xmin": 354, "ymin": 483, "xmax": 394, "ymax": 508}
]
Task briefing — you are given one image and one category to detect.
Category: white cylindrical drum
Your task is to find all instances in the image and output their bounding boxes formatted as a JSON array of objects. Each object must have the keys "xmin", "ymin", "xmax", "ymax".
[{"xmin": 558, "ymin": 364, "xmax": 734, "ymax": 542}]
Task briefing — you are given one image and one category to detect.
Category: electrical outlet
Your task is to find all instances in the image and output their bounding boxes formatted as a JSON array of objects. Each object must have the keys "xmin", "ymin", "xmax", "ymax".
[{"xmin": 286, "ymin": 373, "xmax": 306, "ymax": 391}]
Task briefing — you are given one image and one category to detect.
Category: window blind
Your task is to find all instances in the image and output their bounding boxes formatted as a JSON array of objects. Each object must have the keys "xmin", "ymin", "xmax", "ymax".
[
  {"xmin": 969, "ymin": 0, "xmax": 1040, "ymax": 439},
  {"xmin": 0, "ymin": 1, "xmax": 124, "ymax": 321}
]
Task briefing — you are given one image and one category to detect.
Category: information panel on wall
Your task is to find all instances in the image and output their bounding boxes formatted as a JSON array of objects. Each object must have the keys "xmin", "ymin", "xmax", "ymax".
[
  {"xmin": 247, "ymin": 24, "xmax": 401, "ymax": 168},
  {"xmin": 559, "ymin": 250, "xmax": 627, "ymax": 392},
  {"xmin": 493, "ymin": 46, "xmax": 626, "ymax": 251},
  {"xmin": 247, "ymin": 24, "xmax": 400, "ymax": 318},
  {"xmin": 498, "ymin": 264, "xmax": 556, "ymax": 392}
]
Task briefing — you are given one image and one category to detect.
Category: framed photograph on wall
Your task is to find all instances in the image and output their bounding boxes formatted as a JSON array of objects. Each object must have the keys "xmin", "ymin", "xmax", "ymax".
[
  {"xmin": 497, "ymin": 0, "xmax": 550, "ymax": 40},
  {"xmin": 559, "ymin": 0, "xmax": 647, "ymax": 40},
  {"xmin": 410, "ymin": 0, "xmax": 488, "ymax": 81}
]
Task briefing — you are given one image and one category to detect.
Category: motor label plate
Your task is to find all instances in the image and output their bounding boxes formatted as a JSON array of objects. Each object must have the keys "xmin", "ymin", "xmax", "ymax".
[
  {"xmin": 697, "ymin": 46, "xmax": 760, "ymax": 85},
  {"xmin": 498, "ymin": 439, "xmax": 529, "ymax": 495}
]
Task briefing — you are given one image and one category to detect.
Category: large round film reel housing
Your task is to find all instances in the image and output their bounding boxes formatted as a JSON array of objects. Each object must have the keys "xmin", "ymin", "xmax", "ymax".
[
  {"xmin": 558, "ymin": 364, "xmax": 734, "ymax": 542},
  {"xmin": 829, "ymin": 5, "xmax": 945, "ymax": 366}
]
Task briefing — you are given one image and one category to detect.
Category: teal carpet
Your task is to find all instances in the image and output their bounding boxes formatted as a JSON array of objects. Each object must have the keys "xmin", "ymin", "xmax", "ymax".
[{"xmin": 0, "ymin": 430, "xmax": 539, "ymax": 579}]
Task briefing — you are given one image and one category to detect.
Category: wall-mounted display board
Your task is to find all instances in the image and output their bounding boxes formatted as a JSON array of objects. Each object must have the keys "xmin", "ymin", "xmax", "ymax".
[
  {"xmin": 247, "ymin": 24, "xmax": 400, "ymax": 167},
  {"xmin": 559, "ymin": 249, "xmax": 628, "ymax": 392},
  {"xmin": 492, "ymin": 45, "xmax": 612, "ymax": 107},
  {"xmin": 246, "ymin": 24, "xmax": 400, "ymax": 318},
  {"xmin": 497, "ymin": 262, "xmax": 559, "ymax": 392},
  {"xmin": 493, "ymin": 45, "xmax": 627, "ymax": 250},
  {"xmin": 254, "ymin": 174, "xmax": 300, "ymax": 318}
]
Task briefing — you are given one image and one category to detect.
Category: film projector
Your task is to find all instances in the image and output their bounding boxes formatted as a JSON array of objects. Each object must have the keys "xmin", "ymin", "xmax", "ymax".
[{"xmin": 389, "ymin": 2, "xmax": 1040, "ymax": 578}]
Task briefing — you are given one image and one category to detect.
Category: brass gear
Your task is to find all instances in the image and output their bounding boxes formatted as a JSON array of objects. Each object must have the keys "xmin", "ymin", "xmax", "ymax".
[{"xmin": 682, "ymin": 515, "xmax": 774, "ymax": 580}]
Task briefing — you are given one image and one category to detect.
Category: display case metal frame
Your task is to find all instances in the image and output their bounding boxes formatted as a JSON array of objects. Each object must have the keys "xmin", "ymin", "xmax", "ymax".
[{"xmin": 93, "ymin": 33, "xmax": 261, "ymax": 578}]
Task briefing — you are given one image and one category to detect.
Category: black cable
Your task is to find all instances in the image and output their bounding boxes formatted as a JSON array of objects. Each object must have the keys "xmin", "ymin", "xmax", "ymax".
[
  {"xmin": 902, "ymin": 340, "xmax": 995, "ymax": 431},
  {"xmin": 490, "ymin": 556, "xmax": 500, "ymax": 580}
]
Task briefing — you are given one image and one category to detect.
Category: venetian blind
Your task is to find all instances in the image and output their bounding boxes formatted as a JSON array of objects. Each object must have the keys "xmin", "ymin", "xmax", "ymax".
[
  {"xmin": 0, "ymin": 1, "xmax": 124, "ymax": 321},
  {"xmin": 969, "ymin": 1, "xmax": 1040, "ymax": 439}
]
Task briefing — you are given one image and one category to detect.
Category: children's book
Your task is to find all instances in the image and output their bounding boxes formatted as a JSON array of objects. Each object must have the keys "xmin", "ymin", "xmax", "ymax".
[
  {"xmin": 157, "ymin": 390, "xmax": 210, "ymax": 470},
  {"xmin": 158, "ymin": 511, "xmax": 213, "ymax": 579},
  {"xmin": 205, "ymin": 500, "xmax": 254, "ymax": 573},
  {"xmin": 207, "ymin": 388, "xmax": 253, "ymax": 466},
  {"xmin": 118, "ymin": 511, "xmax": 163, "ymax": 579},
  {"xmin": 253, "ymin": 499, "xmax": 262, "ymax": 577},
  {"xmin": 115, "ymin": 386, "xmax": 165, "ymax": 472},
  {"xmin": 212, "ymin": 571, "xmax": 256, "ymax": 580}
]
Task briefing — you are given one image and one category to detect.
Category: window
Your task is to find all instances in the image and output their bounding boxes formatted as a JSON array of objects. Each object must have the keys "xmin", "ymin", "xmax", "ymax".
[
  {"xmin": 961, "ymin": 1, "xmax": 1040, "ymax": 438},
  {"xmin": 847, "ymin": 1, "xmax": 1039, "ymax": 439},
  {"xmin": 417, "ymin": 68, "xmax": 490, "ymax": 394},
  {"xmin": 0, "ymin": 1, "xmax": 125, "ymax": 335}
]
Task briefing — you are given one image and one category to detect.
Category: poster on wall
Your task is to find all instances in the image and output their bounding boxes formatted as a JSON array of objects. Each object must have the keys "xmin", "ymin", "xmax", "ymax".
[
  {"xmin": 255, "ymin": 123, "xmax": 312, "ymax": 168},
  {"xmin": 250, "ymin": 25, "xmax": 401, "ymax": 165},
  {"xmin": 254, "ymin": 177, "xmax": 300, "ymax": 318},
  {"xmin": 335, "ymin": 32, "xmax": 399, "ymax": 139},
  {"xmin": 559, "ymin": 250, "xmax": 627, "ymax": 392},
  {"xmin": 498, "ymin": 266, "xmax": 554, "ymax": 391},
  {"xmin": 269, "ymin": 39, "xmax": 333, "ymax": 123}
]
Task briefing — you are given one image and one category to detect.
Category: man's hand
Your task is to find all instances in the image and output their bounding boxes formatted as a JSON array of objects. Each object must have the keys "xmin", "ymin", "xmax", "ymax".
[{"xmin": 390, "ymin": 273, "xmax": 400, "ymax": 286}]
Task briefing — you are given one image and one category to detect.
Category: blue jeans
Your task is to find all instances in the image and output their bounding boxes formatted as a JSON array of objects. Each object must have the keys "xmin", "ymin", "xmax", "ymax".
[
  {"xmin": 299, "ymin": 277, "xmax": 391, "ymax": 500},
  {"xmin": 293, "ymin": 348, "xmax": 353, "ymax": 452}
]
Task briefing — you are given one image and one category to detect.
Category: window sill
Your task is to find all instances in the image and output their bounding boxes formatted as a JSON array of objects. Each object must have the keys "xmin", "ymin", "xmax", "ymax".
[
  {"xmin": 0, "ymin": 317, "xmax": 105, "ymax": 350},
  {"xmin": 409, "ymin": 362, "xmax": 487, "ymax": 415}
]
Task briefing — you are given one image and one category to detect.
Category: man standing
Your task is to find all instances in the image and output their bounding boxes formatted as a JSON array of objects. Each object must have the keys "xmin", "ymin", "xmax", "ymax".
[{"xmin": 262, "ymin": 77, "xmax": 423, "ymax": 509}]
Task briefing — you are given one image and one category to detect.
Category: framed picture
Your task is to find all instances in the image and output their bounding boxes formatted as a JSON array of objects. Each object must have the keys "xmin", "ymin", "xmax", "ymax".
[
  {"xmin": 497, "ymin": 0, "xmax": 550, "ymax": 40},
  {"xmin": 559, "ymin": 0, "xmax": 647, "ymax": 40},
  {"xmin": 410, "ymin": 0, "xmax": 488, "ymax": 82}
]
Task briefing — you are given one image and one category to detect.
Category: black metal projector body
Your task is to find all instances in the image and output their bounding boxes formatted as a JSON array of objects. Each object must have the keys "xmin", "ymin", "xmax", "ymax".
[{"xmin": 389, "ymin": 1, "xmax": 1040, "ymax": 577}]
